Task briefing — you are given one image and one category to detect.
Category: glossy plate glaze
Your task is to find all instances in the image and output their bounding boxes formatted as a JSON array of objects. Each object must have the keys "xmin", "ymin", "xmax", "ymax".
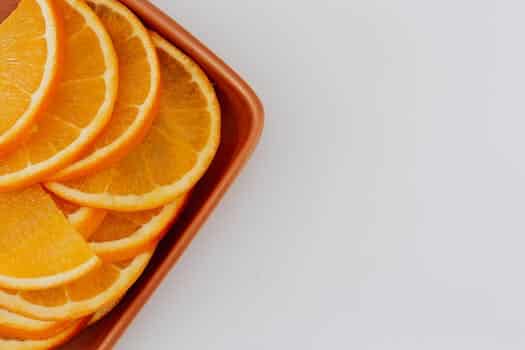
[{"xmin": 0, "ymin": 1, "xmax": 264, "ymax": 348}]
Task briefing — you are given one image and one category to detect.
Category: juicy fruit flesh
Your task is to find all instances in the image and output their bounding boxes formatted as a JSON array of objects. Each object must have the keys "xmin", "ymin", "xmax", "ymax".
[
  {"xmin": 90, "ymin": 208, "xmax": 162, "ymax": 242},
  {"xmin": 0, "ymin": 252, "xmax": 153, "ymax": 321},
  {"xmin": 87, "ymin": 197, "xmax": 186, "ymax": 261},
  {"xmin": 0, "ymin": 319, "xmax": 86, "ymax": 349},
  {"xmin": 54, "ymin": 0, "xmax": 160, "ymax": 179},
  {"xmin": 19, "ymin": 263, "xmax": 121, "ymax": 304},
  {"xmin": 0, "ymin": 308, "xmax": 75, "ymax": 340},
  {"xmin": 86, "ymin": 1, "xmax": 152, "ymax": 150},
  {"xmin": 0, "ymin": 0, "xmax": 59, "ymax": 151},
  {"xmin": 0, "ymin": 0, "xmax": 118, "ymax": 189},
  {"xmin": 0, "ymin": 186, "xmax": 95, "ymax": 281},
  {"xmin": 52, "ymin": 194, "xmax": 107, "ymax": 239},
  {"xmin": 47, "ymin": 34, "xmax": 220, "ymax": 210},
  {"xmin": 0, "ymin": 0, "xmax": 47, "ymax": 134}
]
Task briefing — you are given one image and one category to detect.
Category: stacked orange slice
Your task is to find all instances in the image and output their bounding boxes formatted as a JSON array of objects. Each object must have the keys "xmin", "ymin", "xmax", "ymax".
[
  {"xmin": 52, "ymin": 0, "xmax": 161, "ymax": 181},
  {"xmin": 0, "ymin": 0, "xmax": 221, "ymax": 347},
  {"xmin": 0, "ymin": 0, "xmax": 61, "ymax": 154},
  {"xmin": 0, "ymin": 0, "xmax": 118, "ymax": 191},
  {"xmin": 46, "ymin": 32, "xmax": 221, "ymax": 211}
]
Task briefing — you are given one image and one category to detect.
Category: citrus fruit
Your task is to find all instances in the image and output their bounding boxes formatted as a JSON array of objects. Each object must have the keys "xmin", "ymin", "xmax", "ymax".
[
  {"xmin": 0, "ymin": 251, "xmax": 153, "ymax": 321},
  {"xmin": 88, "ymin": 297, "xmax": 120, "ymax": 325},
  {"xmin": 52, "ymin": 195, "xmax": 106, "ymax": 239},
  {"xmin": 0, "ymin": 0, "xmax": 119, "ymax": 191},
  {"xmin": 89, "ymin": 194, "xmax": 188, "ymax": 261},
  {"xmin": 0, "ymin": 185, "xmax": 99, "ymax": 290},
  {"xmin": 66, "ymin": 207, "xmax": 106, "ymax": 240},
  {"xmin": 46, "ymin": 32, "xmax": 221, "ymax": 211},
  {"xmin": 0, "ymin": 318, "xmax": 87, "ymax": 349},
  {"xmin": 0, "ymin": 0, "xmax": 61, "ymax": 154},
  {"xmin": 51, "ymin": 0, "xmax": 160, "ymax": 181},
  {"xmin": 0, "ymin": 309, "xmax": 77, "ymax": 340}
]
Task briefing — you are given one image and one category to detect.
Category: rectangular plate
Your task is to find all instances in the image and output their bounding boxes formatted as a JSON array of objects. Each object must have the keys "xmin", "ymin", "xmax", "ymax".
[{"xmin": 0, "ymin": 0, "xmax": 264, "ymax": 348}]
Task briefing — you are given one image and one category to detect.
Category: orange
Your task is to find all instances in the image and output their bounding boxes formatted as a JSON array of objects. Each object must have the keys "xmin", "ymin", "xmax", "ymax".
[
  {"xmin": 0, "ymin": 318, "xmax": 87, "ymax": 349},
  {"xmin": 0, "ymin": 0, "xmax": 119, "ymax": 191},
  {"xmin": 65, "ymin": 207, "xmax": 106, "ymax": 240},
  {"xmin": 89, "ymin": 194, "xmax": 188, "ymax": 261},
  {"xmin": 89, "ymin": 297, "xmax": 121, "ymax": 325},
  {"xmin": 52, "ymin": 193, "xmax": 186, "ymax": 262},
  {"xmin": 0, "ymin": 309, "xmax": 78, "ymax": 341},
  {"xmin": 52, "ymin": 195, "xmax": 106, "ymax": 239},
  {"xmin": 0, "ymin": 251, "xmax": 154, "ymax": 321},
  {"xmin": 51, "ymin": 0, "xmax": 160, "ymax": 181},
  {"xmin": 0, "ymin": 185, "xmax": 99, "ymax": 290},
  {"xmin": 46, "ymin": 32, "xmax": 221, "ymax": 211},
  {"xmin": 0, "ymin": 0, "xmax": 61, "ymax": 154}
]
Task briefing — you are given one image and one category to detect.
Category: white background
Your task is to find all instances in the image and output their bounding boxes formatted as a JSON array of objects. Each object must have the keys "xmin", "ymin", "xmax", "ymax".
[{"xmin": 118, "ymin": 1, "xmax": 525, "ymax": 349}]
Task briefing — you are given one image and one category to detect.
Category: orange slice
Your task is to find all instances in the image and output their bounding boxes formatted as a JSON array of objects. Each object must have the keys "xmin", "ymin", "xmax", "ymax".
[
  {"xmin": 0, "ymin": 0, "xmax": 119, "ymax": 191},
  {"xmin": 0, "ymin": 185, "xmax": 99, "ymax": 290},
  {"xmin": 66, "ymin": 207, "xmax": 107, "ymax": 240},
  {"xmin": 52, "ymin": 194, "xmax": 185, "ymax": 261},
  {"xmin": 89, "ymin": 194, "xmax": 188, "ymax": 261},
  {"xmin": 0, "ymin": 318, "xmax": 87, "ymax": 349},
  {"xmin": 46, "ymin": 32, "xmax": 221, "ymax": 211},
  {"xmin": 88, "ymin": 296, "xmax": 121, "ymax": 325},
  {"xmin": 0, "ymin": 309, "xmax": 77, "ymax": 341},
  {"xmin": 0, "ymin": 251, "xmax": 153, "ymax": 321},
  {"xmin": 52, "ymin": 195, "xmax": 106, "ymax": 239},
  {"xmin": 51, "ymin": 0, "xmax": 160, "ymax": 181},
  {"xmin": 0, "ymin": 0, "xmax": 61, "ymax": 154}
]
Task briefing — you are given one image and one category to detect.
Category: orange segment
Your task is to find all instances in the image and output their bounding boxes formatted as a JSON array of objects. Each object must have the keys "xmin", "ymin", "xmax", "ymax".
[
  {"xmin": 52, "ymin": 195, "xmax": 106, "ymax": 239},
  {"xmin": 0, "ymin": 309, "xmax": 78, "ymax": 341},
  {"xmin": 0, "ymin": 0, "xmax": 119, "ymax": 191},
  {"xmin": 0, "ymin": 318, "xmax": 87, "ymax": 349},
  {"xmin": 0, "ymin": 0, "xmax": 61, "ymax": 154},
  {"xmin": 46, "ymin": 32, "xmax": 221, "ymax": 211},
  {"xmin": 0, "ymin": 186, "xmax": 99, "ymax": 290},
  {"xmin": 89, "ymin": 194, "xmax": 188, "ymax": 261},
  {"xmin": 51, "ymin": 0, "xmax": 160, "ymax": 181},
  {"xmin": 0, "ymin": 251, "xmax": 153, "ymax": 321}
]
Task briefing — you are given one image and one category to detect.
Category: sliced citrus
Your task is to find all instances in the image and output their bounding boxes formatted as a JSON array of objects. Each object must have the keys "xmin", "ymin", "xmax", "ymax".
[
  {"xmin": 0, "ymin": 0, "xmax": 119, "ymax": 191},
  {"xmin": 0, "ymin": 185, "xmax": 99, "ymax": 290},
  {"xmin": 0, "ymin": 309, "xmax": 62, "ymax": 341},
  {"xmin": 51, "ymin": 0, "xmax": 160, "ymax": 181},
  {"xmin": 0, "ymin": 0, "xmax": 61, "ymax": 153},
  {"xmin": 46, "ymin": 32, "xmax": 221, "ymax": 211},
  {"xmin": 0, "ymin": 309, "xmax": 77, "ymax": 341},
  {"xmin": 53, "ymin": 194, "xmax": 185, "ymax": 261},
  {"xmin": 0, "ymin": 318, "xmax": 87, "ymax": 349},
  {"xmin": 88, "ymin": 296, "xmax": 121, "ymax": 325},
  {"xmin": 67, "ymin": 207, "xmax": 107, "ymax": 240},
  {"xmin": 0, "ymin": 251, "xmax": 153, "ymax": 321},
  {"xmin": 89, "ymin": 194, "xmax": 188, "ymax": 261},
  {"xmin": 52, "ymin": 195, "xmax": 106, "ymax": 239}
]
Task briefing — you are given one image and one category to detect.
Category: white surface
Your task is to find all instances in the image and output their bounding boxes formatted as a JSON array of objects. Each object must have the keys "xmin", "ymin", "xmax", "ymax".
[{"xmin": 117, "ymin": 1, "xmax": 525, "ymax": 349}]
